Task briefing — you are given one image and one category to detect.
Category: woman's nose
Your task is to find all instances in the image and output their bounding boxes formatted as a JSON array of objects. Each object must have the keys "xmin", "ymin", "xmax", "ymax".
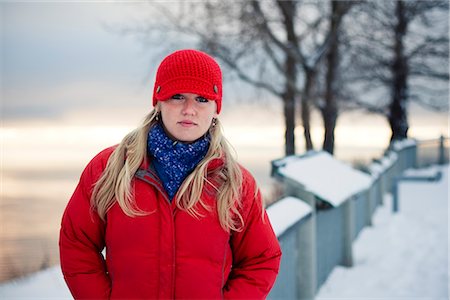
[{"xmin": 182, "ymin": 98, "xmax": 196, "ymax": 115}]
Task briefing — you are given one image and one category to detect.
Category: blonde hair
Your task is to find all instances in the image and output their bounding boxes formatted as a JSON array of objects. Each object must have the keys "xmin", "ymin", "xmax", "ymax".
[{"xmin": 91, "ymin": 109, "xmax": 244, "ymax": 232}]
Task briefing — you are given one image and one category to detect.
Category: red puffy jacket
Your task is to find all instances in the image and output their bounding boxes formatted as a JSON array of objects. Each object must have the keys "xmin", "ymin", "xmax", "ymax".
[{"xmin": 59, "ymin": 147, "xmax": 281, "ymax": 299}]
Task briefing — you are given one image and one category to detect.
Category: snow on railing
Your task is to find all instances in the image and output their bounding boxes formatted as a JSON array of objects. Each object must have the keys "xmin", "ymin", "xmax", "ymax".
[
  {"xmin": 267, "ymin": 196, "xmax": 315, "ymax": 299},
  {"xmin": 390, "ymin": 138, "xmax": 417, "ymax": 151},
  {"xmin": 276, "ymin": 152, "xmax": 372, "ymax": 207},
  {"xmin": 267, "ymin": 196, "xmax": 312, "ymax": 237}
]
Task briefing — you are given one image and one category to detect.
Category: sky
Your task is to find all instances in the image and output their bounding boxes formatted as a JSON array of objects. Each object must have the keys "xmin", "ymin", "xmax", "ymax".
[{"xmin": 2, "ymin": 2, "xmax": 154, "ymax": 122}]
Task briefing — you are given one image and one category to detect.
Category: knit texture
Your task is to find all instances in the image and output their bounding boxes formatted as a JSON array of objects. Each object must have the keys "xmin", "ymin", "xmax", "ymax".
[
  {"xmin": 152, "ymin": 49, "xmax": 223, "ymax": 113},
  {"xmin": 147, "ymin": 123, "xmax": 210, "ymax": 200}
]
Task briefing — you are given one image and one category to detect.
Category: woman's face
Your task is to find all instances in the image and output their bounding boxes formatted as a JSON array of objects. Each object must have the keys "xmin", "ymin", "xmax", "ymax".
[{"xmin": 158, "ymin": 93, "xmax": 218, "ymax": 142}]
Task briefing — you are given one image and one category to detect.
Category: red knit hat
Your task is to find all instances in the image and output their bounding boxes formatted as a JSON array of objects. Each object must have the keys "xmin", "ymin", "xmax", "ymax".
[{"xmin": 152, "ymin": 49, "xmax": 223, "ymax": 113}]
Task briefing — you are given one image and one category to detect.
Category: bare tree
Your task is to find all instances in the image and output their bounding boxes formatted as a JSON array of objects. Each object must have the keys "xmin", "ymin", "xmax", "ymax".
[
  {"xmin": 267, "ymin": 1, "xmax": 353, "ymax": 153},
  {"xmin": 200, "ymin": 0, "xmax": 334, "ymax": 154},
  {"xmin": 319, "ymin": 0, "xmax": 354, "ymax": 154},
  {"xmin": 342, "ymin": 0, "xmax": 449, "ymax": 142}
]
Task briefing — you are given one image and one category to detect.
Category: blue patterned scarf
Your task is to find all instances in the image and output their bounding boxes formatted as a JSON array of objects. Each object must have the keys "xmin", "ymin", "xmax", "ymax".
[{"xmin": 147, "ymin": 123, "xmax": 210, "ymax": 200}]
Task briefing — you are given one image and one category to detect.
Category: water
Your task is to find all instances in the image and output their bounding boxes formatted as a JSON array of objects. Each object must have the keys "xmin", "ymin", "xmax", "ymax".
[{"xmin": 0, "ymin": 169, "xmax": 79, "ymax": 282}]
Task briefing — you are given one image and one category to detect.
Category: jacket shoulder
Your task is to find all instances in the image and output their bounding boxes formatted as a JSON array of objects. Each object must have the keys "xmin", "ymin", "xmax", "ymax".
[
  {"xmin": 79, "ymin": 145, "xmax": 117, "ymax": 184},
  {"xmin": 87, "ymin": 146, "xmax": 117, "ymax": 168},
  {"xmin": 90, "ymin": 146, "xmax": 117, "ymax": 164},
  {"xmin": 237, "ymin": 165, "xmax": 263, "ymax": 217},
  {"xmin": 239, "ymin": 165, "xmax": 258, "ymax": 194}
]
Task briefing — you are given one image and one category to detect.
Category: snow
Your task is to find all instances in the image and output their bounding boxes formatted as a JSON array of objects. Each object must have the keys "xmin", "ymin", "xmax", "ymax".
[
  {"xmin": 316, "ymin": 164, "xmax": 449, "ymax": 300},
  {"xmin": 367, "ymin": 151, "xmax": 398, "ymax": 180},
  {"xmin": 378, "ymin": 151, "xmax": 398, "ymax": 169},
  {"xmin": 403, "ymin": 165, "xmax": 442, "ymax": 178},
  {"xmin": 391, "ymin": 138, "xmax": 417, "ymax": 151},
  {"xmin": 266, "ymin": 196, "xmax": 312, "ymax": 237},
  {"xmin": 271, "ymin": 154, "xmax": 300, "ymax": 169},
  {"xmin": 0, "ymin": 266, "xmax": 71, "ymax": 299},
  {"xmin": 278, "ymin": 151, "xmax": 373, "ymax": 207},
  {"xmin": 367, "ymin": 162, "xmax": 383, "ymax": 179},
  {"xmin": 0, "ymin": 164, "xmax": 448, "ymax": 299}
]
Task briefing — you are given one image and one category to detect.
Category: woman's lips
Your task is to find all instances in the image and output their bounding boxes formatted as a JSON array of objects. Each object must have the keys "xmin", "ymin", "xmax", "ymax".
[{"xmin": 178, "ymin": 120, "xmax": 197, "ymax": 127}]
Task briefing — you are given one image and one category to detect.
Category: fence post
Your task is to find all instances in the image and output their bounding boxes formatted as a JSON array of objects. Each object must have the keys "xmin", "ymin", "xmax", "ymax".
[
  {"xmin": 296, "ymin": 192, "xmax": 317, "ymax": 300},
  {"xmin": 439, "ymin": 135, "xmax": 445, "ymax": 165},
  {"xmin": 365, "ymin": 188, "xmax": 373, "ymax": 227},
  {"xmin": 342, "ymin": 199, "xmax": 354, "ymax": 267},
  {"xmin": 377, "ymin": 175, "xmax": 384, "ymax": 206},
  {"xmin": 392, "ymin": 177, "xmax": 399, "ymax": 213},
  {"xmin": 412, "ymin": 141, "xmax": 418, "ymax": 168},
  {"xmin": 378, "ymin": 172, "xmax": 385, "ymax": 205}
]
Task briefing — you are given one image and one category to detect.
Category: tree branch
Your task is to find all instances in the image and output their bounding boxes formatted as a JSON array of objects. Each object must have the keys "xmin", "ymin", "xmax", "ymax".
[{"xmin": 252, "ymin": 0, "xmax": 306, "ymax": 65}]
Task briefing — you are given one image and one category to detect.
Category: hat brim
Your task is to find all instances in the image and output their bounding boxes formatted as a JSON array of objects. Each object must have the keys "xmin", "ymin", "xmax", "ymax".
[{"xmin": 154, "ymin": 77, "xmax": 220, "ymax": 102}]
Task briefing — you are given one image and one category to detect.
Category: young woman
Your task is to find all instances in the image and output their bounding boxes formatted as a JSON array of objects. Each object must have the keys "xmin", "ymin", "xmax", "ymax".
[{"xmin": 59, "ymin": 49, "xmax": 281, "ymax": 299}]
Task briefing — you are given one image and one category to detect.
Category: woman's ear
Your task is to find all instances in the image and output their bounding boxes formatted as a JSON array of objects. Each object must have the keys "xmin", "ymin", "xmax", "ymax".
[{"xmin": 154, "ymin": 103, "xmax": 161, "ymax": 121}]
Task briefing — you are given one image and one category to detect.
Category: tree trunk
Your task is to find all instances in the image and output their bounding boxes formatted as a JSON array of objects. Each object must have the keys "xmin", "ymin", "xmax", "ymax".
[
  {"xmin": 283, "ymin": 91, "xmax": 296, "ymax": 156},
  {"xmin": 278, "ymin": 0, "xmax": 298, "ymax": 155},
  {"xmin": 302, "ymin": 69, "xmax": 315, "ymax": 151},
  {"xmin": 389, "ymin": 0, "xmax": 409, "ymax": 142},
  {"xmin": 322, "ymin": 0, "xmax": 341, "ymax": 154},
  {"xmin": 283, "ymin": 51, "xmax": 297, "ymax": 155}
]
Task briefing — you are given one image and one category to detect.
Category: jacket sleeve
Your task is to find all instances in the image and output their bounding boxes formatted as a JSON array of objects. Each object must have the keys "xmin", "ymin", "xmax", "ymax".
[
  {"xmin": 223, "ymin": 171, "xmax": 282, "ymax": 299},
  {"xmin": 59, "ymin": 151, "xmax": 112, "ymax": 299}
]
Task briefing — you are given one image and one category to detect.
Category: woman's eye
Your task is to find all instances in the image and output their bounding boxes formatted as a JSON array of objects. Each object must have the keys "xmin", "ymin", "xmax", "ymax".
[
  {"xmin": 196, "ymin": 96, "xmax": 208, "ymax": 103},
  {"xmin": 171, "ymin": 94, "xmax": 184, "ymax": 100}
]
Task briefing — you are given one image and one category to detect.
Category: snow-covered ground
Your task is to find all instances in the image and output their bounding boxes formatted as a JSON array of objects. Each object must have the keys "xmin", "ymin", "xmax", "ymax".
[
  {"xmin": 317, "ymin": 164, "xmax": 449, "ymax": 300},
  {"xmin": 0, "ymin": 265, "xmax": 71, "ymax": 299},
  {"xmin": 0, "ymin": 165, "xmax": 448, "ymax": 299}
]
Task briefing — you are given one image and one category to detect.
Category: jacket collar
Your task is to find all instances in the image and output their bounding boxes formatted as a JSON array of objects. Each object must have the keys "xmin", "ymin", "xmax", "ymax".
[{"xmin": 135, "ymin": 154, "xmax": 225, "ymax": 204}]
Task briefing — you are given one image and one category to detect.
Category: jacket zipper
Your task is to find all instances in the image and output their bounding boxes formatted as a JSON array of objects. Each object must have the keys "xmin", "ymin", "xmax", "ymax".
[
  {"xmin": 221, "ymin": 239, "xmax": 228, "ymax": 300},
  {"xmin": 135, "ymin": 169, "xmax": 176, "ymax": 299}
]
